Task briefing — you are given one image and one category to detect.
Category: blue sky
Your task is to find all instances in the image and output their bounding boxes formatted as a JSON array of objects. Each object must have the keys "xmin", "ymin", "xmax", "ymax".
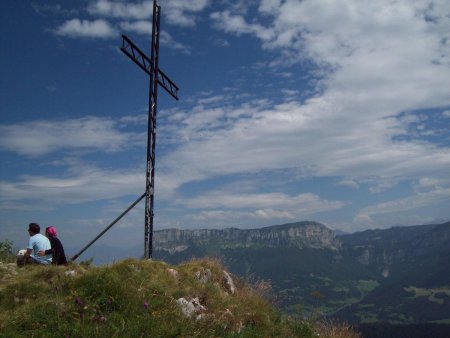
[{"xmin": 1, "ymin": 0, "xmax": 449, "ymax": 252}]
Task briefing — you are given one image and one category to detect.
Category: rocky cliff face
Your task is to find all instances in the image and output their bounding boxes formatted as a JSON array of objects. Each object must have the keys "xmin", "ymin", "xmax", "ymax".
[
  {"xmin": 340, "ymin": 221, "xmax": 450, "ymax": 280},
  {"xmin": 154, "ymin": 221, "xmax": 341, "ymax": 253}
]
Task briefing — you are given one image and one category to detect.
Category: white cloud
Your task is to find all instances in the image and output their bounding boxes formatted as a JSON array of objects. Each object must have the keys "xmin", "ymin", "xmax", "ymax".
[
  {"xmin": 118, "ymin": 24, "xmax": 189, "ymax": 52},
  {"xmin": 258, "ymin": 0, "xmax": 283, "ymax": 15},
  {"xmin": 54, "ymin": 1, "xmax": 209, "ymax": 42},
  {"xmin": 88, "ymin": 0, "xmax": 209, "ymax": 27},
  {"xmin": 199, "ymin": 0, "xmax": 450, "ymax": 189},
  {"xmin": 417, "ymin": 177, "xmax": 441, "ymax": 188},
  {"xmin": 0, "ymin": 116, "xmax": 143, "ymax": 157},
  {"xmin": 336, "ymin": 179, "xmax": 359, "ymax": 189},
  {"xmin": 188, "ymin": 209, "xmax": 293, "ymax": 224},
  {"xmin": 211, "ymin": 0, "xmax": 450, "ymax": 104},
  {"xmin": 212, "ymin": 38, "xmax": 230, "ymax": 47},
  {"xmin": 32, "ymin": 4, "xmax": 78, "ymax": 16},
  {"xmin": 119, "ymin": 20, "xmax": 152, "ymax": 34},
  {"xmin": 157, "ymin": 97, "xmax": 450, "ymax": 192},
  {"xmin": 164, "ymin": 0, "xmax": 210, "ymax": 27},
  {"xmin": 0, "ymin": 165, "xmax": 144, "ymax": 210},
  {"xmin": 46, "ymin": 85, "xmax": 58, "ymax": 92},
  {"xmin": 55, "ymin": 19, "xmax": 117, "ymax": 38},
  {"xmin": 367, "ymin": 178, "xmax": 398, "ymax": 194},
  {"xmin": 355, "ymin": 186, "xmax": 450, "ymax": 221},
  {"xmin": 185, "ymin": 194, "xmax": 343, "ymax": 225},
  {"xmin": 210, "ymin": 11, "xmax": 274, "ymax": 41},
  {"xmin": 353, "ymin": 212, "xmax": 373, "ymax": 225},
  {"xmin": 181, "ymin": 191, "xmax": 345, "ymax": 211},
  {"xmin": 160, "ymin": 31, "xmax": 191, "ymax": 54},
  {"xmin": 119, "ymin": 114, "xmax": 148, "ymax": 125},
  {"xmin": 88, "ymin": 0, "xmax": 153, "ymax": 20},
  {"xmin": 281, "ymin": 89, "xmax": 299, "ymax": 97}
]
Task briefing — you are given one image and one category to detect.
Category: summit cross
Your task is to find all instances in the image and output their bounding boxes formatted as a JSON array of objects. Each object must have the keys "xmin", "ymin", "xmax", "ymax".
[{"xmin": 120, "ymin": 0, "xmax": 179, "ymax": 259}]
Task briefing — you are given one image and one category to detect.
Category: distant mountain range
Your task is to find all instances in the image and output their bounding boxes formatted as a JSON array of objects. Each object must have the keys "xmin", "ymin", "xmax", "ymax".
[{"xmin": 151, "ymin": 221, "xmax": 450, "ymax": 325}]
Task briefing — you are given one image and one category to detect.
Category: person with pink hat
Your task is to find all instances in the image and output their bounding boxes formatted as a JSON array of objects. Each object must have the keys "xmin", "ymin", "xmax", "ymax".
[{"xmin": 38, "ymin": 226, "xmax": 67, "ymax": 265}]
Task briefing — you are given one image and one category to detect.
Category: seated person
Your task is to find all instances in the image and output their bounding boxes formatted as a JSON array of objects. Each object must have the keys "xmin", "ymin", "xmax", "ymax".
[
  {"xmin": 17, "ymin": 223, "xmax": 52, "ymax": 266},
  {"xmin": 38, "ymin": 226, "xmax": 68, "ymax": 265}
]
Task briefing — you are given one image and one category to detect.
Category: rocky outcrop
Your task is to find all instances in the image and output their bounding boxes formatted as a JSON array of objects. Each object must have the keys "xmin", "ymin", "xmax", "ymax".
[
  {"xmin": 176, "ymin": 267, "xmax": 237, "ymax": 322},
  {"xmin": 155, "ymin": 221, "xmax": 341, "ymax": 253},
  {"xmin": 176, "ymin": 297, "xmax": 206, "ymax": 319},
  {"xmin": 223, "ymin": 270, "xmax": 236, "ymax": 295}
]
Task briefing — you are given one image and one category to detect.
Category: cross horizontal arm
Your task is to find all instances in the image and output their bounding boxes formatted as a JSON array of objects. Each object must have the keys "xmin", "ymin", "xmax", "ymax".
[{"xmin": 121, "ymin": 34, "xmax": 179, "ymax": 100}]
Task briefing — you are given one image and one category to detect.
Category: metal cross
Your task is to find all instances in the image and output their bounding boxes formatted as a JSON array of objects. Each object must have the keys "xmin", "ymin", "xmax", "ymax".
[{"xmin": 121, "ymin": 0, "xmax": 179, "ymax": 259}]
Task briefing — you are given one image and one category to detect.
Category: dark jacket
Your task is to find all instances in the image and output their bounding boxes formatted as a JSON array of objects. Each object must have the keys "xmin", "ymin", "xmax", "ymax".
[{"xmin": 45, "ymin": 236, "xmax": 68, "ymax": 265}]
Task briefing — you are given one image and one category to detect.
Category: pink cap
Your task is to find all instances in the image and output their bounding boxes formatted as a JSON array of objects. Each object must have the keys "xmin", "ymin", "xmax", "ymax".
[{"xmin": 46, "ymin": 226, "xmax": 58, "ymax": 237}]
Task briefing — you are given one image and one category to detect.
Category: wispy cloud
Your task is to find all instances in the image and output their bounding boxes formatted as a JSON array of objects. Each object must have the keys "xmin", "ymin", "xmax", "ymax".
[
  {"xmin": 32, "ymin": 3, "xmax": 79, "ymax": 16},
  {"xmin": 160, "ymin": 31, "xmax": 191, "ymax": 54},
  {"xmin": 202, "ymin": 0, "xmax": 450, "ymax": 227},
  {"xmin": 0, "ymin": 164, "xmax": 144, "ymax": 210},
  {"xmin": 157, "ymin": 97, "xmax": 450, "ymax": 190},
  {"xmin": 118, "ymin": 22, "xmax": 189, "ymax": 52},
  {"xmin": 211, "ymin": 0, "xmax": 450, "ymax": 101},
  {"xmin": 210, "ymin": 10, "xmax": 274, "ymax": 41},
  {"xmin": 87, "ymin": 0, "xmax": 152, "ymax": 20},
  {"xmin": 55, "ymin": 19, "xmax": 117, "ymax": 39},
  {"xmin": 355, "ymin": 186, "xmax": 450, "ymax": 223},
  {"xmin": 0, "ymin": 116, "xmax": 143, "ymax": 157},
  {"xmin": 176, "ymin": 190, "xmax": 347, "ymax": 225},
  {"xmin": 119, "ymin": 20, "xmax": 152, "ymax": 35},
  {"xmin": 181, "ymin": 191, "xmax": 345, "ymax": 210},
  {"xmin": 164, "ymin": 0, "xmax": 210, "ymax": 27},
  {"xmin": 186, "ymin": 194, "xmax": 347, "ymax": 227},
  {"xmin": 55, "ymin": 0, "xmax": 206, "ymax": 48},
  {"xmin": 336, "ymin": 179, "xmax": 359, "ymax": 189},
  {"xmin": 87, "ymin": 0, "xmax": 209, "ymax": 27}
]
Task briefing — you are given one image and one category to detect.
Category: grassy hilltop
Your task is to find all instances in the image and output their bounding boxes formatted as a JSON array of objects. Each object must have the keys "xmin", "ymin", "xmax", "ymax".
[{"xmin": 0, "ymin": 246, "xmax": 359, "ymax": 337}]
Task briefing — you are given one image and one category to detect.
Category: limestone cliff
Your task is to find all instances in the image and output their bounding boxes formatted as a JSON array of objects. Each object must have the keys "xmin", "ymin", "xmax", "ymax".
[{"xmin": 154, "ymin": 221, "xmax": 341, "ymax": 254}]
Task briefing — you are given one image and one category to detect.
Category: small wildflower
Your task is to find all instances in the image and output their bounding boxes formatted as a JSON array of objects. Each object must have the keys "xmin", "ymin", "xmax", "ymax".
[
  {"xmin": 92, "ymin": 314, "xmax": 107, "ymax": 323},
  {"xmin": 75, "ymin": 296, "xmax": 83, "ymax": 307},
  {"xmin": 144, "ymin": 300, "xmax": 149, "ymax": 309}
]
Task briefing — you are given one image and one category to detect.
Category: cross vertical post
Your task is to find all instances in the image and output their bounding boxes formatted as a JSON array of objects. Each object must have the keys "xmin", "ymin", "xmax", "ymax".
[
  {"xmin": 145, "ymin": 0, "xmax": 160, "ymax": 260},
  {"xmin": 120, "ymin": 0, "xmax": 179, "ymax": 259}
]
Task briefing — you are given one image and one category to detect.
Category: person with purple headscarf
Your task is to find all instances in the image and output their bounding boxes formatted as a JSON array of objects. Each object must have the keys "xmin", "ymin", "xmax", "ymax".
[{"xmin": 38, "ymin": 226, "xmax": 68, "ymax": 265}]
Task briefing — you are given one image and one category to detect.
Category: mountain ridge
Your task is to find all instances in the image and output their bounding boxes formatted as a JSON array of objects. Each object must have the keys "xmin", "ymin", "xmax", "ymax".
[
  {"xmin": 153, "ymin": 220, "xmax": 450, "ymax": 325},
  {"xmin": 155, "ymin": 221, "xmax": 341, "ymax": 253}
]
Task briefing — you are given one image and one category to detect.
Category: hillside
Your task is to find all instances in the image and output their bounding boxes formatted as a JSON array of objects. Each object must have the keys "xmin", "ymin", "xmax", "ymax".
[
  {"xmin": 335, "ymin": 221, "xmax": 450, "ymax": 323},
  {"xmin": 152, "ymin": 221, "xmax": 450, "ymax": 326},
  {"xmin": 0, "ymin": 253, "xmax": 359, "ymax": 337}
]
